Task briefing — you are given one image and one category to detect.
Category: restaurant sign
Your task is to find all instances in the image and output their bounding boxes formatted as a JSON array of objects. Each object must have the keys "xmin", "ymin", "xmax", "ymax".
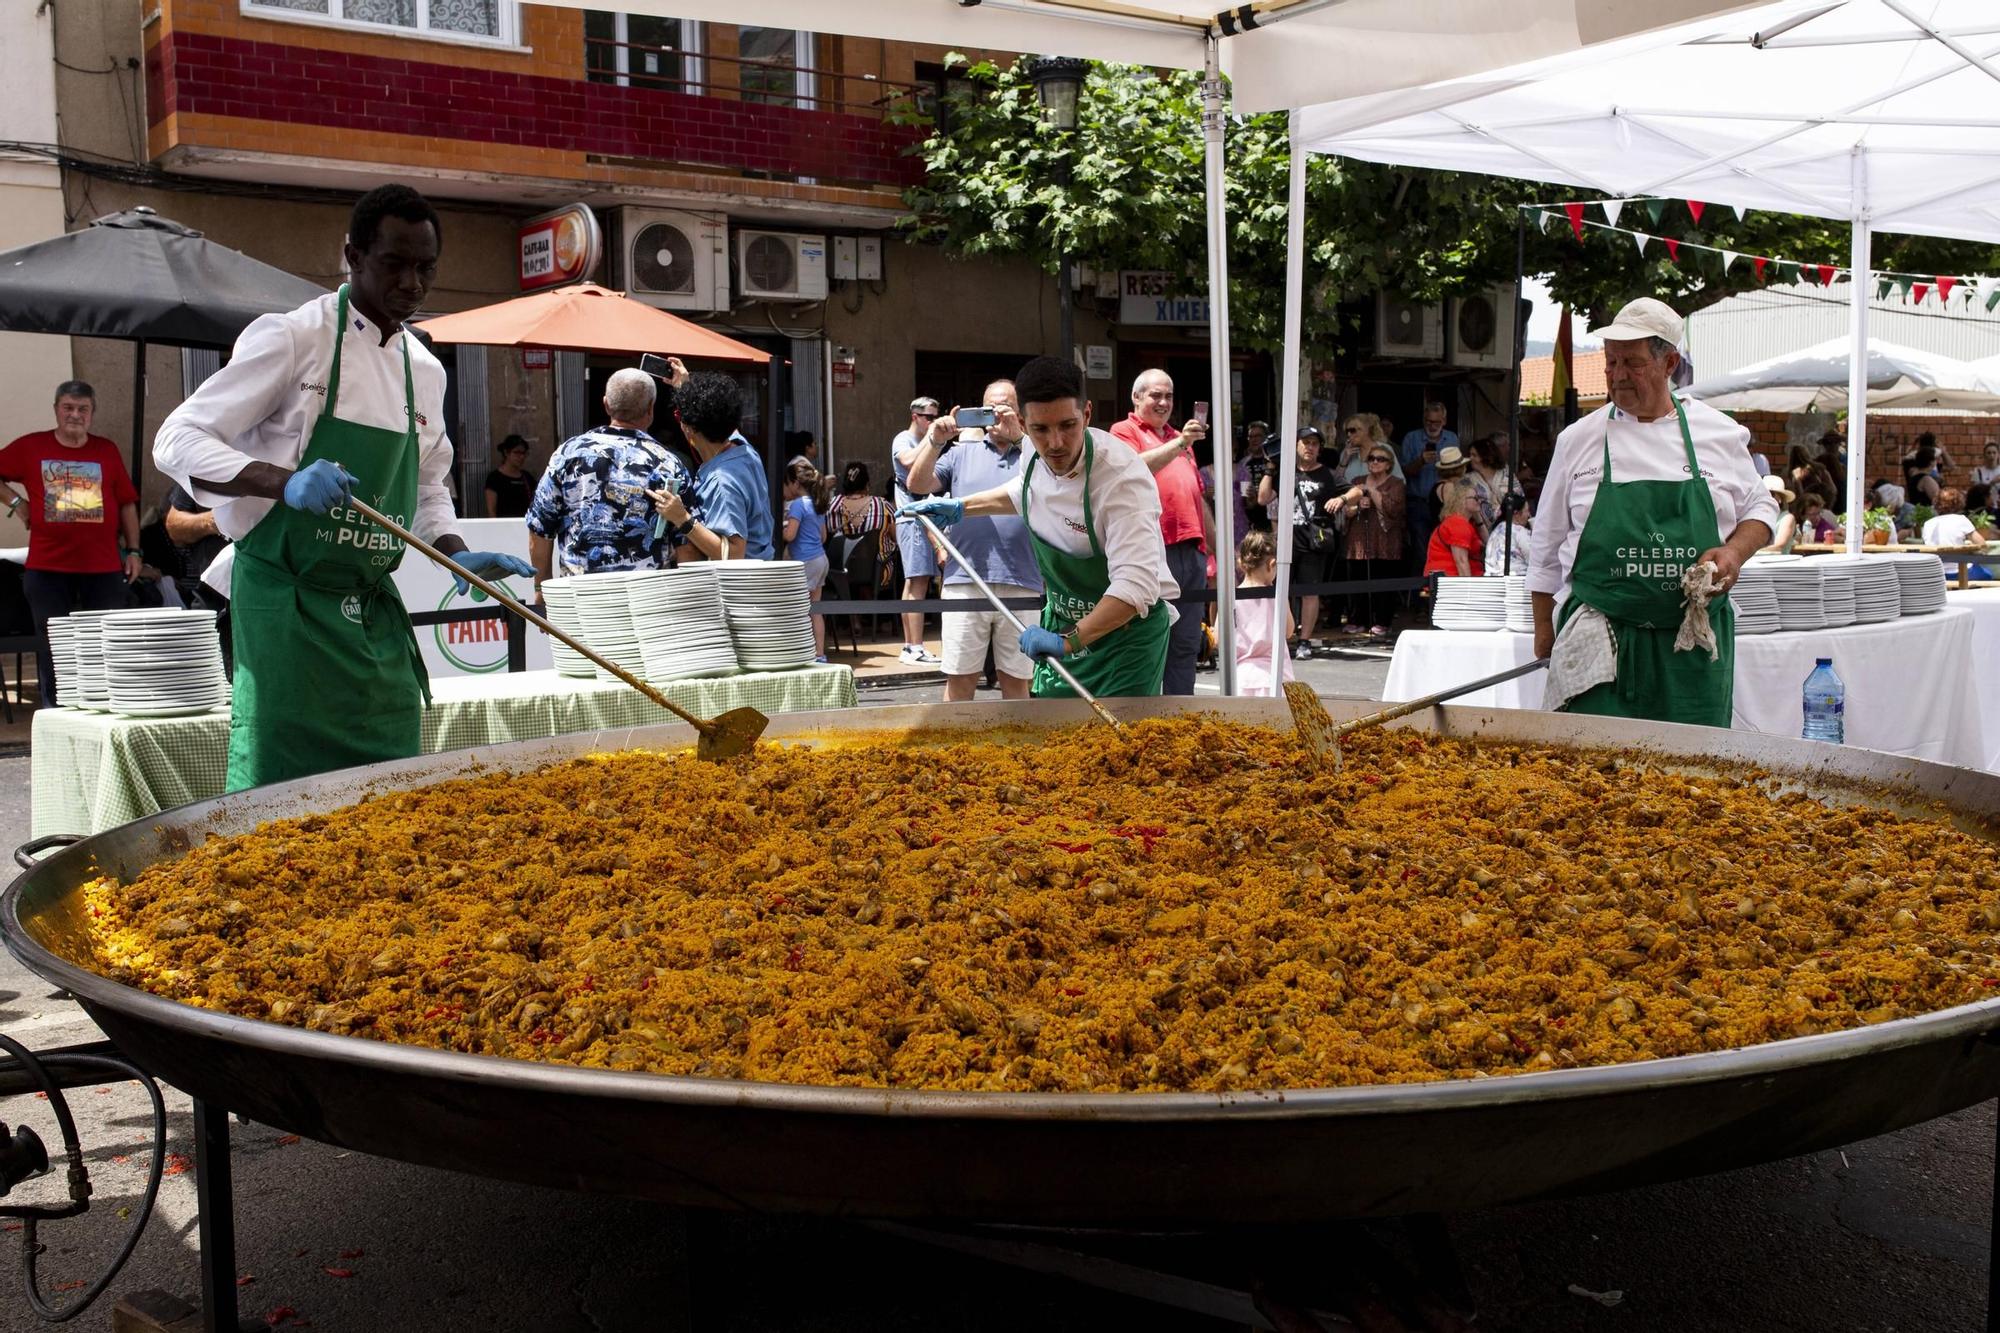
[
  {"xmin": 519, "ymin": 204, "xmax": 603, "ymax": 291},
  {"xmin": 1119, "ymin": 271, "xmax": 1209, "ymax": 326}
]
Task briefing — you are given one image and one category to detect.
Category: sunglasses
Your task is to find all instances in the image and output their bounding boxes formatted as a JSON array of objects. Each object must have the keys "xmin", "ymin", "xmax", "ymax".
[
  {"xmin": 913, "ymin": 412, "xmax": 938, "ymax": 420},
  {"xmin": 1368, "ymin": 455, "xmax": 1393, "ymax": 463}
]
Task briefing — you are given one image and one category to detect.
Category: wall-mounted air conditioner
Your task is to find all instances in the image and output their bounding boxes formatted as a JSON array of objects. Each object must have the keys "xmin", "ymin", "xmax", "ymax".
[
  {"xmin": 1447, "ymin": 286, "xmax": 1517, "ymax": 370},
  {"xmin": 1374, "ymin": 292, "xmax": 1444, "ymax": 359},
  {"xmin": 735, "ymin": 230, "xmax": 829, "ymax": 302},
  {"xmin": 613, "ymin": 208, "xmax": 728, "ymax": 312}
]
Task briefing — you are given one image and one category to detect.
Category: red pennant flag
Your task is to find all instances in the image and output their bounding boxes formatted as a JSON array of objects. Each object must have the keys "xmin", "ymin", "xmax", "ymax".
[
  {"xmin": 1664, "ymin": 237, "xmax": 1680, "ymax": 262},
  {"xmin": 1938, "ymin": 275, "xmax": 1959, "ymax": 302},
  {"xmin": 1817, "ymin": 264, "xmax": 1836, "ymax": 286},
  {"xmin": 1564, "ymin": 203, "xmax": 1586, "ymax": 241},
  {"xmin": 1913, "ymin": 282, "xmax": 1930, "ymax": 304},
  {"xmin": 1687, "ymin": 200, "xmax": 1706, "ymax": 224},
  {"xmin": 1753, "ymin": 257, "xmax": 1769, "ymax": 282}
]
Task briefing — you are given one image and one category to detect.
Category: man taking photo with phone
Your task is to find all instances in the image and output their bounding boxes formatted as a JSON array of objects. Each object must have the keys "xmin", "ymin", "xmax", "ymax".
[{"xmin": 1109, "ymin": 368, "xmax": 1215, "ymax": 695}]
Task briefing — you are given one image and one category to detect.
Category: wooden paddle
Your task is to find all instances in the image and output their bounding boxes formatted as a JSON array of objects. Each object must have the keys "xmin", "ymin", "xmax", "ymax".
[
  {"xmin": 1286, "ymin": 658, "xmax": 1549, "ymax": 768},
  {"xmin": 346, "ymin": 494, "xmax": 769, "ymax": 761}
]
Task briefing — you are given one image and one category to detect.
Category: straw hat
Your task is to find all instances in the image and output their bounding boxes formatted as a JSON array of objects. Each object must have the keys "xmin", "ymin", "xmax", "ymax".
[
  {"xmin": 1763, "ymin": 473, "xmax": 1796, "ymax": 506},
  {"xmin": 1435, "ymin": 445, "xmax": 1469, "ymax": 474}
]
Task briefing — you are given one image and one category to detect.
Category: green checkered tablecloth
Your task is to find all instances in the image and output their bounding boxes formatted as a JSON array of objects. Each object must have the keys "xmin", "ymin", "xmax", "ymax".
[{"xmin": 31, "ymin": 665, "xmax": 857, "ymax": 837}]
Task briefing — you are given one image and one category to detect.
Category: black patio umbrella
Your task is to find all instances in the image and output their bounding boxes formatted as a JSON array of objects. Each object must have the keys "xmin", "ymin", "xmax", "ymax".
[{"xmin": 0, "ymin": 206, "xmax": 326, "ymax": 483}]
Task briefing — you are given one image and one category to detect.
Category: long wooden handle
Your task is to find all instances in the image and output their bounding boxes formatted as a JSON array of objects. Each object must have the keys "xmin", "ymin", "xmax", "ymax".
[
  {"xmin": 1333, "ymin": 657, "xmax": 1550, "ymax": 738},
  {"xmin": 345, "ymin": 494, "xmax": 717, "ymax": 738},
  {"xmin": 914, "ymin": 514, "xmax": 1126, "ymax": 732}
]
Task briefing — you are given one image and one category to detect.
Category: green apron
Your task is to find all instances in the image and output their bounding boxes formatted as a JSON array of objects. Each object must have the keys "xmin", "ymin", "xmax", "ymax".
[
  {"xmin": 226, "ymin": 285, "xmax": 429, "ymax": 792},
  {"xmin": 1556, "ymin": 400, "xmax": 1734, "ymax": 728},
  {"xmin": 1021, "ymin": 434, "xmax": 1171, "ymax": 699}
]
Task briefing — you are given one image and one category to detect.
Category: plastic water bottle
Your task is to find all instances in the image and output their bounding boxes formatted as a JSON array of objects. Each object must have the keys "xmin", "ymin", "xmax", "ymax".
[{"xmin": 1802, "ymin": 657, "xmax": 1845, "ymax": 744}]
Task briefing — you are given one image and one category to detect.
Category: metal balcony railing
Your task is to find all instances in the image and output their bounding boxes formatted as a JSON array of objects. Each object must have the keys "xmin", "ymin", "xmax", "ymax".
[{"xmin": 583, "ymin": 37, "xmax": 927, "ymax": 122}]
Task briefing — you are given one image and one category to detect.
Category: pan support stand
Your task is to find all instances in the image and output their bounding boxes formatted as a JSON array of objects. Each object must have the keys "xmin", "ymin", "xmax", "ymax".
[{"xmin": 191, "ymin": 1100, "xmax": 256, "ymax": 1333}]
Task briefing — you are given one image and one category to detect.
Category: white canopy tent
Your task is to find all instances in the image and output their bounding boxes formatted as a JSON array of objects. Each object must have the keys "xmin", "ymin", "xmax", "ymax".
[
  {"xmin": 1686, "ymin": 335, "xmax": 2000, "ymax": 412},
  {"xmin": 547, "ymin": 0, "xmax": 1767, "ymax": 692},
  {"xmin": 1279, "ymin": 0, "xmax": 2000, "ymax": 638}
]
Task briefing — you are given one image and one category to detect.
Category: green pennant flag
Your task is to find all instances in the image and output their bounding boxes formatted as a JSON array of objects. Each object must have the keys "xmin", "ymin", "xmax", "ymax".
[
  {"xmin": 1896, "ymin": 276, "xmax": 1915, "ymax": 300},
  {"xmin": 1642, "ymin": 198, "xmax": 1666, "ymax": 227},
  {"xmin": 1988, "ymin": 288, "xmax": 2000, "ymax": 312},
  {"xmin": 1876, "ymin": 277, "xmax": 1894, "ymax": 301},
  {"xmin": 1536, "ymin": 209, "xmax": 1554, "ymax": 234},
  {"xmin": 1775, "ymin": 260, "xmax": 1799, "ymax": 285}
]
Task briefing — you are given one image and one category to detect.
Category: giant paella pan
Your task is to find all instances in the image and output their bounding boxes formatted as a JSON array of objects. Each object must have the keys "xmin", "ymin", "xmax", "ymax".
[{"xmin": 7, "ymin": 697, "xmax": 2000, "ymax": 1228}]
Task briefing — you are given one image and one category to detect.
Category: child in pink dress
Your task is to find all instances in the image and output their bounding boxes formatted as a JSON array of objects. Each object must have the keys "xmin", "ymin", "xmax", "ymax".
[{"xmin": 1233, "ymin": 530, "xmax": 1297, "ymax": 697}]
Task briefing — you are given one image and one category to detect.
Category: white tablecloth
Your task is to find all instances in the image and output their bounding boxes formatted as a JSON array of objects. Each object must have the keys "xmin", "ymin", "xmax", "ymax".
[
  {"xmin": 1947, "ymin": 588, "xmax": 2000, "ymax": 771},
  {"xmin": 1383, "ymin": 608, "xmax": 1988, "ymax": 769}
]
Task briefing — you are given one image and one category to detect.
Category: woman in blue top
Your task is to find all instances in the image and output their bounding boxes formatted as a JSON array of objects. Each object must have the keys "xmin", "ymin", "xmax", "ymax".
[{"xmin": 782, "ymin": 460, "xmax": 832, "ymax": 661}]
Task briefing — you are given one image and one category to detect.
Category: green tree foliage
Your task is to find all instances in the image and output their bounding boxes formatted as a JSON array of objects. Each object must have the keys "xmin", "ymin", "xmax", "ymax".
[{"xmin": 899, "ymin": 57, "xmax": 2000, "ymax": 355}]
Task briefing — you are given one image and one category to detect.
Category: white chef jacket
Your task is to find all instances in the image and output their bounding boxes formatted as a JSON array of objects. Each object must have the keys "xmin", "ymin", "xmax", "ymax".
[
  {"xmin": 153, "ymin": 292, "xmax": 458, "ymax": 595},
  {"xmin": 1525, "ymin": 399, "xmax": 1778, "ymax": 599},
  {"xmin": 1002, "ymin": 428, "xmax": 1175, "ymax": 615}
]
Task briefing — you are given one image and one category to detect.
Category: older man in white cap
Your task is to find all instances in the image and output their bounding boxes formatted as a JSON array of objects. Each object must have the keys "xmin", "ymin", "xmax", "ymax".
[{"xmin": 1528, "ymin": 297, "xmax": 1776, "ymax": 727}]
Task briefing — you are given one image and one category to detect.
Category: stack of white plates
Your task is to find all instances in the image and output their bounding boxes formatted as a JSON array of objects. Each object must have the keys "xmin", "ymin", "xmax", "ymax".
[
  {"xmin": 66, "ymin": 612, "xmax": 117, "ymax": 711},
  {"xmin": 101, "ymin": 609, "xmax": 227, "ymax": 717},
  {"xmin": 1884, "ymin": 552, "xmax": 1948, "ymax": 614},
  {"xmin": 567, "ymin": 571, "xmax": 650, "ymax": 683},
  {"xmin": 44, "ymin": 618, "xmax": 79, "ymax": 706},
  {"xmin": 714, "ymin": 560, "xmax": 817, "ymax": 670},
  {"xmin": 1819, "ymin": 568, "xmax": 1856, "ymax": 628},
  {"xmin": 626, "ymin": 566, "xmax": 739, "ymax": 680},
  {"xmin": 1728, "ymin": 572, "xmax": 1782, "ymax": 635},
  {"xmin": 537, "ymin": 580, "xmax": 596, "ymax": 678},
  {"xmin": 1501, "ymin": 576, "xmax": 1535, "ymax": 633},
  {"xmin": 1432, "ymin": 576, "xmax": 1508, "ymax": 631},
  {"xmin": 1816, "ymin": 556, "xmax": 1902, "ymax": 624},
  {"xmin": 1747, "ymin": 555, "xmax": 1826, "ymax": 630}
]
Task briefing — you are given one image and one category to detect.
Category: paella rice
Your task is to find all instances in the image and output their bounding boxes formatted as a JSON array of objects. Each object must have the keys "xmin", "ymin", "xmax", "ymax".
[{"xmin": 79, "ymin": 717, "xmax": 2000, "ymax": 1093}]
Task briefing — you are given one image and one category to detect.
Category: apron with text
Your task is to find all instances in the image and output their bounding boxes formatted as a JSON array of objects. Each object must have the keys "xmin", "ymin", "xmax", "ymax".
[
  {"xmin": 226, "ymin": 284, "xmax": 429, "ymax": 791},
  {"xmin": 1556, "ymin": 400, "xmax": 1734, "ymax": 728},
  {"xmin": 1022, "ymin": 435, "xmax": 1171, "ymax": 699}
]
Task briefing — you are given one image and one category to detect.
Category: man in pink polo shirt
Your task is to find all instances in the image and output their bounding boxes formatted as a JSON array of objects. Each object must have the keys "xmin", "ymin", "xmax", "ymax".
[{"xmin": 1108, "ymin": 368, "xmax": 1215, "ymax": 694}]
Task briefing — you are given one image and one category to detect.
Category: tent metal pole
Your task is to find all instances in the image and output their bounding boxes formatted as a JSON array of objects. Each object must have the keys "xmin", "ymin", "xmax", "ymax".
[
  {"xmin": 1846, "ymin": 148, "xmax": 1870, "ymax": 555},
  {"xmin": 1504, "ymin": 209, "xmax": 1524, "ymax": 575},
  {"xmin": 1203, "ymin": 32, "xmax": 1240, "ymax": 695},
  {"xmin": 1880, "ymin": 0, "xmax": 2000, "ymax": 87},
  {"xmin": 1271, "ymin": 111, "xmax": 1308, "ymax": 690},
  {"xmin": 132, "ymin": 338, "xmax": 147, "ymax": 493}
]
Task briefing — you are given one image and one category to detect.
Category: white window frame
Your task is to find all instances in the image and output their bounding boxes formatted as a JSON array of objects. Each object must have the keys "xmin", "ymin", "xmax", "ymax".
[
  {"xmin": 738, "ymin": 27, "xmax": 814, "ymax": 108},
  {"xmin": 600, "ymin": 13, "xmax": 704, "ymax": 94},
  {"xmin": 240, "ymin": 1, "xmax": 525, "ymax": 52}
]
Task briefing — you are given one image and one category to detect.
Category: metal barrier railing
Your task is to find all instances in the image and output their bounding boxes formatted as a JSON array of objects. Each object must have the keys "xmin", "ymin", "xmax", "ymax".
[{"xmin": 409, "ymin": 604, "xmax": 527, "ymax": 674}]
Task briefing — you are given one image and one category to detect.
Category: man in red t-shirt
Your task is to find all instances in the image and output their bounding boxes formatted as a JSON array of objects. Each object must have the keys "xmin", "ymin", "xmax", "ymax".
[
  {"xmin": 1108, "ymin": 369, "xmax": 1215, "ymax": 695},
  {"xmin": 0, "ymin": 381, "xmax": 140, "ymax": 706}
]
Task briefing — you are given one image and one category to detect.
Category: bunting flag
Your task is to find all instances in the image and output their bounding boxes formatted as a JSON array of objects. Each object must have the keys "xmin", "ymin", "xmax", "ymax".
[
  {"xmin": 1686, "ymin": 200, "xmax": 1706, "ymax": 224},
  {"xmin": 1733, "ymin": 204, "xmax": 1749, "ymax": 221},
  {"xmin": 1913, "ymin": 282, "xmax": 1930, "ymax": 304},
  {"xmin": 1642, "ymin": 198, "xmax": 1666, "ymax": 226},
  {"xmin": 1754, "ymin": 256, "xmax": 1769, "ymax": 282},
  {"xmin": 1634, "ymin": 232, "xmax": 1651, "ymax": 256},
  {"xmin": 1564, "ymin": 202, "xmax": 1586, "ymax": 240},
  {"xmin": 1938, "ymin": 275, "xmax": 1959, "ymax": 302},
  {"xmin": 1721, "ymin": 250, "xmax": 1740, "ymax": 273},
  {"xmin": 1550, "ymin": 307, "xmax": 1574, "ymax": 408},
  {"xmin": 1602, "ymin": 199, "xmax": 1624, "ymax": 228},
  {"xmin": 1877, "ymin": 277, "xmax": 1895, "ymax": 300},
  {"xmin": 1895, "ymin": 276, "xmax": 1915, "ymax": 300},
  {"xmin": 1536, "ymin": 208, "xmax": 1554, "ymax": 234},
  {"xmin": 1817, "ymin": 264, "xmax": 1837, "ymax": 286},
  {"xmin": 1775, "ymin": 260, "xmax": 1800, "ymax": 284},
  {"xmin": 1989, "ymin": 289, "xmax": 2000, "ymax": 312},
  {"xmin": 1664, "ymin": 237, "xmax": 1681, "ymax": 262}
]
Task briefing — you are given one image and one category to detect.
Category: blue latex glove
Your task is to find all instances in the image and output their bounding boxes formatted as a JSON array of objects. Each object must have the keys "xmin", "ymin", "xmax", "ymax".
[
  {"xmin": 282, "ymin": 460, "xmax": 353, "ymax": 515},
  {"xmin": 1020, "ymin": 625, "xmax": 1067, "ymax": 662},
  {"xmin": 451, "ymin": 551, "xmax": 535, "ymax": 597},
  {"xmin": 898, "ymin": 498, "xmax": 964, "ymax": 529}
]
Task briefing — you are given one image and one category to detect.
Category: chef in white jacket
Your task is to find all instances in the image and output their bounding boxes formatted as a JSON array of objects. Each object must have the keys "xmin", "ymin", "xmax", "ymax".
[{"xmin": 154, "ymin": 183, "xmax": 529, "ymax": 790}]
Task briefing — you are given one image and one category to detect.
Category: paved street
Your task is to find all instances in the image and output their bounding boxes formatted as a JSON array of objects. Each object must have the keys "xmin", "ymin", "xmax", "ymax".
[{"xmin": 0, "ymin": 659, "xmax": 1989, "ymax": 1330}]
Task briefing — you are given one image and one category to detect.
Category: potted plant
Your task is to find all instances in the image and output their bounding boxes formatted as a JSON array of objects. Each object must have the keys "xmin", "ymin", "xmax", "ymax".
[{"xmin": 1862, "ymin": 507, "xmax": 1894, "ymax": 546}]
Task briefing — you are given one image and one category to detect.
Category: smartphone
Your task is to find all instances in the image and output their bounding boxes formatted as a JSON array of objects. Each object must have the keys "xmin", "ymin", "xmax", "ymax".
[
  {"xmin": 955, "ymin": 406, "xmax": 997, "ymax": 429},
  {"xmin": 638, "ymin": 353, "xmax": 677, "ymax": 380},
  {"xmin": 1192, "ymin": 401, "xmax": 1210, "ymax": 425}
]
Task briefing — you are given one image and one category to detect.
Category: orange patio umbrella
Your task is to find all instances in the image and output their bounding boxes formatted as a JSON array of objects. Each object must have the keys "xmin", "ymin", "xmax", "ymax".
[{"xmin": 416, "ymin": 282, "xmax": 769, "ymax": 363}]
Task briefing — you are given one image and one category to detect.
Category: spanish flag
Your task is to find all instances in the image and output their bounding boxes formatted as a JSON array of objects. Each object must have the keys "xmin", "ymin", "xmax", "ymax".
[{"xmin": 1549, "ymin": 306, "xmax": 1574, "ymax": 417}]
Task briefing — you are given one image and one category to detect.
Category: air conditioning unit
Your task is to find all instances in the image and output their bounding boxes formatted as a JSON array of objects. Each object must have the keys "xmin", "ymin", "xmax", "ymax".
[
  {"xmin": 1374, "ymin": 292, "xmax": 1444, "ymax": 359},
  {"xmin": 735, "ymin": 230, "xmax": 829, "ymax": 302},
  {"xmin": 1447, "ymin": 285, "xmax": 1517, "ymax": 370},
  {"xmin": 613, "ymin": 208, "xmax": 727, "ymax": 312}
]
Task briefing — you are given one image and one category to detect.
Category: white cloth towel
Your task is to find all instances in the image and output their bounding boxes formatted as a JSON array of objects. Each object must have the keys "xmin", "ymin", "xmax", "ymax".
[
  {"xmin": 1543, "ymin": 603, "xmax": 1618, "ymax": 710},
  {"xmin": 1675, "ymin": 561, "xmax": 1720, "ymax": 661}
]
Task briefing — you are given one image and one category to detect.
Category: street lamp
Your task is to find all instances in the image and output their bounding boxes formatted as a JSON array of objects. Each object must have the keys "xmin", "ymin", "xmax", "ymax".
[{"xmin": 1028, "ymin": 56, "xmax": 1089, "ymax": 364}]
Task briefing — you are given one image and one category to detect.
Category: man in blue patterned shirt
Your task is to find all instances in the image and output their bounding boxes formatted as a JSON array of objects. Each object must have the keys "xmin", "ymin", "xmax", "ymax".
[{"xmin": 526, "ymin": 368, "xmax": 695, "ymax": 597}]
